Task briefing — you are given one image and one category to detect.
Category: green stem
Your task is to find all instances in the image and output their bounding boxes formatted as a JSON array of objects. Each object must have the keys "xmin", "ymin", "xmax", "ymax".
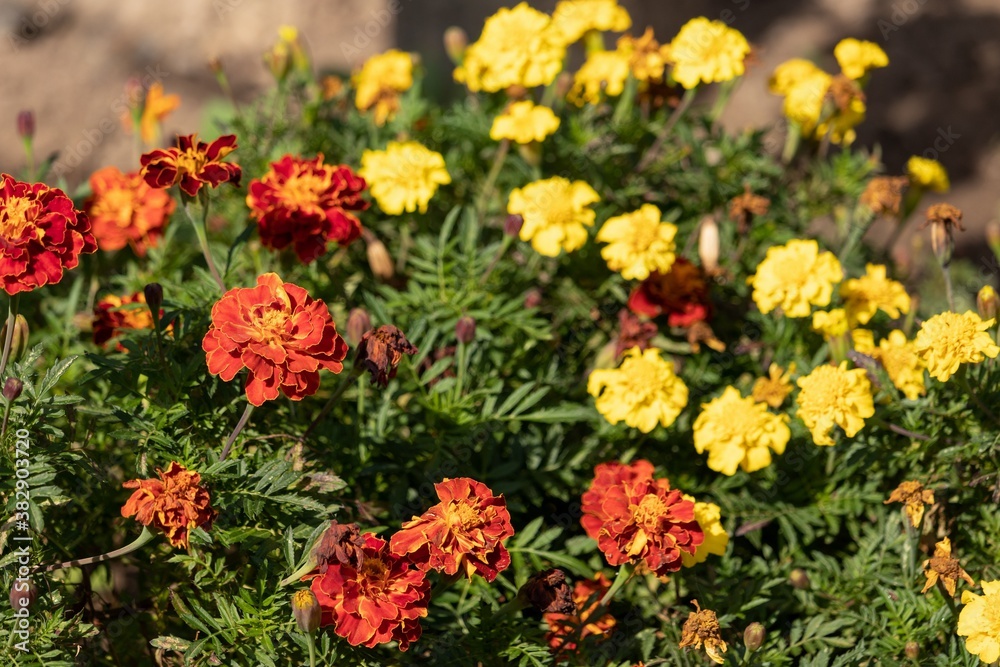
[
  {"xmin": 0, "ymin": 294, "xmax": 21, "ymax": 380},
  {"xmin": 475, "ymin": 139, "xmax": 510, "ymax": 217},
  {"xmin": 220, "ymin": 403, "xmax": 255, "ymax": 462},
  {"xmin": 22, "ymin": 138, "xmax": 34, "ymax": 182},
  {"xmin": 941, "ymin": 261, "xmax": 955, "ymax": 313},
  {"xmin": 611, "ymin": 76, "xmax": 637, "ymax": 126},
  {"xmin": 708, "ymin": 78, "xmax": 737, "ymax": 124},
  {"xmin": 838, "ymin": 206, "xmax": 872, "ymax": 263},
  {"xmin": 34, "ymin": 527, "xmax": 156, "ymax": 573},
  {"xmin": 480, "ymin": 235, "xmax": 513, "ymax": 286},
  {"xmin": 599, "ymin": 563, "xmax": 633, "ymax": 607},
  {"xmin": 781, "ymin": 122, "xmax": 802, "ymax": 164},
  {"xmin": 183, "ymin": 199, "xmax": 226, "ymax": 292},
  {"xmin": 636, "ymin": 88, "xmax": 697, "ymax": 173},
  {"xmin": 307, "ymin": 634, "xmax": 317, "ymax": 667}
]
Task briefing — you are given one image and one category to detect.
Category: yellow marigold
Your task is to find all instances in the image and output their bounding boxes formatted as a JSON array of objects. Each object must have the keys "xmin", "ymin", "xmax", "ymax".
[
  {"xmin": 508, "ymin": 177, "xmax": 599, "ymax": 257},
  {"xmin": 596, "ymin": 204, "xmax": 677, "ymax": 281},
  {"xmin": 907, "ymin": 156, "xmax": 950, "ymax": 193},
  {"xmin": 914, "ymin": 311, "xmax": 1000, "ymax": 382},
  {"xmin": 681, "ymin": 496, "xmax": 729, "ymax": 567},
  {"xmin": 550, "ymin": 0, "xmax": 631, "ymax": 45},
  {"xmin": 781, "ymin": 69, "xmax": 832, "ymax": 135},
  {"xmin": 693, "ymin": 386, "xmax": 790, "ymax": 475},
  {"xmin": 752, "ymin": 363, "xmax": 795, "ymax": 409},
  {"xmin": 587, "ymin": 347, "xmax": 688, "ymax": 433},
  {"xmin": 490, "ymin": 101, "xmax": 560, "ymax": 144},
  {"xmin": 353, "ymin": 49, "xmax": 414, "ymax": 126},
  {"xmin": 669, "ymin": 18, "xmax": 750, "ymax": 90},
  {"xmin": 569, "ymin": 48, "xmax": 631, "ymax": 105},
  {"xmin": 871, "ymin": 330, "xmax": 926, "ymax": 400},
  {"xmin": 750, "ymin": 239, "xmax": 844, "ymax": 318},
  {"xmin": 359, "ymin": 141, "xmax": 451, "ymax": 215},
  {"xmin": 454, "ymin": 3, "xmax": 566, "ymax": 93},
  {"xmin": 815, "ymin": 95, "xmax": 866, "ymax": 146},
  {"xmin": 769, "ymin": 59, "xmax": 823, "ymax": 96},
  {"xmin": 812, "ymin": 309, "xmax": 849, "ymax": 338},
  {"xmin": 834, "ymin": 38, "xmax": 889, "ymax": 80},
  {"xmin": 840, "ymin": 264, "xmax": 911, "ymax": 325},
  {"xmin": 795, "ymin": 362, "xmax": 875, "ymax": 446},
  {"xmin": 958, "ymin": 580, "xmax": 1000, "ymax": 663},
  {"xmin": 618, "ymin": 28, "xmax": 670, "ymax": 83}
]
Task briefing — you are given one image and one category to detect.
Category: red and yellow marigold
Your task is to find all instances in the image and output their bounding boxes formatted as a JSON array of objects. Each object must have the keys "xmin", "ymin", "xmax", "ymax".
[
  {"xmin": 86, "ymin": 166, "xmax": 175, "ymax": 256},
  {"xmin": 93, "ymin": 291, "xmax": 159, "ymax": 351},
  {"xmin": 544, "ymin": 573, "xmax": 617, "ymax": 653},
  {"xmin": 140, "ymin": 134, "xmax": 242, "ymax": 197},
  {"xmin": 121, "ymin": 462, "xmax": 217, "ymax": 548}
]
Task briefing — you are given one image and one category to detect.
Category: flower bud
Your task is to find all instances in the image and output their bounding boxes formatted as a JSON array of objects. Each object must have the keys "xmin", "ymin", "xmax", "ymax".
[
  {"xmin": 291, "ymin": 589, "xmax": 321, "ymax": 633},
  {"xmin": 16, "ymin": 111, "xmax": 34, "ymax": 140},
  {"xmin": 363, "ymin": 232, "xmax": 394, "ymax": 280},
  {"xmin": 504, "ymin": 214, "xmax": 524, "ymax": 238},
  {"xmin": 443, "ymin": 26, "xmax": 468, "ymax": 64},
  {"xmin": 904, "ymin": 641, "xmax": 919, "ymax": 660},
  {"xmin": 523, "ymin": 289, "xmax": 542, "ymax": 310},
  {"xmin": 9, "ymin": 582, "xmax": 37, "ymax": 612},
  {"xmin": 1, "ymin": 314, "xmax": 30, "ymax": 362},
  {"xmin": 144, "ymin": 283, "xmax": 164, "ymax": 314},
  {"xmin": 978, "ymin": 286, "xmax": 999, "ymax": 322},
  {"xmin": 346, "ymin": 308, "xmax": 371, "ymax": 347},
  {"xmin": 698, "ymin": 216, "xmax": 720, "ymax": 275},
  {"xmin": 743, "ymin": 622, "xmax": 766, "ymax": 652},
  {"xmin": 988, "ymin": 220, "xmax": 1000, "ymax": 255},
  {"xmin": 455, "ymin": 316, "xmax": 476, "ymax": 344},
  {"xmin": 3, "ymin": 378, "xmax": 23, "ymax": 402},
  {"xmin": 789, "ymin": 568, "xmax": 811, "ymax": 590}
]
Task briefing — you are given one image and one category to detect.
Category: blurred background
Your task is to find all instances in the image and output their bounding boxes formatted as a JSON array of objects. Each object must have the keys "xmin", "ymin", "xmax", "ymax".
[{"xmin": 1, "ymin": 0, "xmax": 998, "ymax": 245}]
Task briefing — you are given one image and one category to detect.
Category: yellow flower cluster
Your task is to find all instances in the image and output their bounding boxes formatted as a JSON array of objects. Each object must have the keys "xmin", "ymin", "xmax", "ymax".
[
  {"xmin": 587, "ymin": 347, "xmax": 688, "ymax": 433},
  {"xmin": 490, "ymin": 101, "xmax": 560, "ymax": 144},
  {"xmin": 668, "ymin": 18, "xmax": 750, "ymax": 90},
  {"xmin": 854, "ymin": 329, "xmax": 926, "ymax": 400},
  {"xmin": 914, "ymin": 311, "xmax": 1000, "ymax": 382},
  {"xmin": 508, "ymin": 177, "xmax": 600, "ymax": 257},
  {"xmin": 681, "ymin": 496, "xmax": 730, "ymax": 567},
  {"xmin": 958, "ymin": 580, "xmax": 1000, "ymax": 663},
  {"xmin": 750, "ymin": 239, "xmax": 843, "ymax": 318},
  {"xmin": 550, "ymin": 0, "xmax": 631, "ymax": 45},
  {"xmin": 795, "ymin": 362, "xmax": 875, "ymax": 446},
  {"xmin": 907, "ymin": 156, "xmax": 950, "ymax": 193},
  {"xmin": 353, "ymin": 49, "xmax": 413, "ymax": 126},
  {"xmin": 693, "ymin": 387, "xmax": 790, "ymax": 475},
  {"xmin": 596, "ymin": 204, "xmax": 677, "ymax": 280},
  {"xmin": 360, "ymin": 141, "xmax": 451, "ymax": 215},
  {"xmin": 840, "ymin": 263, "xmax": 911, "ymax": 325}
]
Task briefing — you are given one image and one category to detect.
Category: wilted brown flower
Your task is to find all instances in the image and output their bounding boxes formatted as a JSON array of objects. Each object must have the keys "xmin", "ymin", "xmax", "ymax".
[
  {"xmin": 884, "ymin": 480, "xmax": 934, "ymax": 528},
  {"xmin": 828, "ymin": 73, "xmax": 865, "ymax": 112},
  {"xmin": 921, "ymin": 537, "xmax": 974, "ymax": 597},
  {"xmin": 679, "ymin": 600, "xmax": 728, "ymax": 665},
  {"xmin": 921, "ymin": 203, "xmax": 964, "ymax": 266},
  {"xmin": 519, "ymin": 568, "xmax": 575, "ymax": 614},
  {"xmin": 314, "ymin": 520, "xmax": 366, "ymax": 572},
  {"xmin": 860, "ymin": 176, "xmax": 908, "ymax": 217},
  {"xmin": 614, "ymin": 309, "xmax": 657, "ymax": 359},
  {"xmin": 356, "ymin": 325, "xmax": 418, "ymax": 387},
  {"xmin": 728, "ymin": 185, "xmax": 770, "ymax": 233},
  {"xmin": 687, "ymin": 321, "xmax": 725, "ymax": 353}
]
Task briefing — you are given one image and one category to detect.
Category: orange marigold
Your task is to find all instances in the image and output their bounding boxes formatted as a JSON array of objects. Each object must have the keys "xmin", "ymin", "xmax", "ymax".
[
  {"xmin": 390, "ymin": 477, "xmax": 514, "ymax": 582},
  {"xmin": 86, "ymin": 166, "xmax": 175, "ymax": 256},
  {"xmin": 246, "ymin": 154, "xmax": 369, "ymax": 263},
  {"xmin": 0, "ymin": 174, "xmax": 97, "ymax": 295},
  {"xmin": 93, "ymin": 291, "xmax": 159, "ymax": 351},
  {"xmin": 309, "ymin": 533, "xmax": 430, "ymax": 651},
  {"xmin": 121, "ymin": 462, "xmax": 217, "ymax": 548},
  {"xmin": 202, "ymin": 273, "xmax": 348, "ymax": 406},
  {"xmin": 580, "ymin": 460, "xmax": 703, "ymax": 576},
  {"xmin": 544, "ymin": 573, "xmax": 617, "ymax": 653},
  {"xmin": 140, "ymin": 134, "xmax": 241, "ymax": 197}
]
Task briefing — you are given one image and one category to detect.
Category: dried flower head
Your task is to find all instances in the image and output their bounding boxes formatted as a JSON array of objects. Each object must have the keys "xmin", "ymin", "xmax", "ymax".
[
  {"xmin": 860, "ymin": 176, "xmax": 908, "ymax": 217},
  {"xmin": 544, "ymin": 573, "xmax": 616, "ymax": 653},
  {"xmin": 314, "ymin": 520, "xmax": 366, "ymax": 572},
  {"xmin": 921, "ymin": 203, "xmax": 964, "ymax": 265},
  {"xmin": 922, "ymin": 537, "xmax": 974, "ymax": 597},
  {"xmin": 728, "ymin": 185, "xmax": 770, "ymax": 233},
  {"xmin": 884, "ymin": 480, "xmax": 934, "ymax": 528},
  {"xmin": 519, "ymin": 568, "xmax": 575, "ymax": 614},
  {"xmin": 356, "ymin": 325, "xmax": 418, "ymax": 388},
  {"xmin": 679, "ymin": 600, "xmax": 728, "ymax": 665},
  {"xmin": 614, "ymin": 309, "xmax": 657, "ymax": 359}
]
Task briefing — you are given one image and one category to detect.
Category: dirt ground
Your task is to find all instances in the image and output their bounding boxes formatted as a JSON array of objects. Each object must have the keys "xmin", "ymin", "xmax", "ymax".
[{"xmin": 1, "ymin": 0, "xmax": 998, "ymax": 253}]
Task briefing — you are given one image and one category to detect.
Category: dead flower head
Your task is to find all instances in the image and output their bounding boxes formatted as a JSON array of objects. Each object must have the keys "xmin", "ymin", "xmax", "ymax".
[
  {"xmin": 679, "ymin": 599, "xmax": 728, "ymax": 665},
  {"xmin": 921, "ymin": 537, "xmax": 974, "ymax": 597},
  {"xmin": 884, "ymin": 480, "xmax": 934, "ymax": 528}
]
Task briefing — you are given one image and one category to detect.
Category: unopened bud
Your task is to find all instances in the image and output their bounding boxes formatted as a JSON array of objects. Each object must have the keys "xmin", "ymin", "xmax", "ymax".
[
  {"xmin": 1, "ymin": 315, "xmax": 29, "ymax": 362},
  {"xmin": 363, "ymin": 231, "xmax": 394, "ymax": 280},
  {"xmin": 3, "ymin": 378, "xmax": 23, "ymax": 402},
  {"xmin": 443, "ymin": 26, "xmax": 468, "ymax": 64},
  {"xmin": 978, "ymin": 285, "xmax": 999, "ymax": 321},
  {"xmin": 504, "ymin": 214, "xmax": 524, "ymax": 238},
  {"xmin": 698, "ymin": 215, "xmax": 720, "ymax": 275},
  {"xmin": 291, "ymin": 589, "xmax": 321, "ymax": 633},
  {"xmin": 988, "ymin": 220, "xmax": 1000, "ymax": 250},
  {"xmin": 789, "ymin": 568, "xmax": 811, "ymax": 590},
  {"xmin": 743, "ymin": 622, "xmax": 766, "ymax": 652},
  {"xmin": 346, "ymin": 308, "xmax": 371, "ymax": 346},
  {"xmin": 9, "ymin": 582, "xmax": 37, "ymax": 612},
  {"xmin": 904, "ymin": 641, "xmax": 919, "ymax": 660},
  {"xmin": 144, "ymin": 283, "xmax": 163, "ymax": 314},
  {"xmin": 524, "ymin": 289, "xmax": 542, "ymax": 310},
  {"xmin": 455, "ymin": 316, "xmax": 476, "ymax": 344},
  {"xmin": 16, "ymin": 111, "xmax": 34, "ymax": 140}
]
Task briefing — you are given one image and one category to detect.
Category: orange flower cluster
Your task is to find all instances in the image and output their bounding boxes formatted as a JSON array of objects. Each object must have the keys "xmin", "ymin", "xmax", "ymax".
[
  {"xmin": 580, "ymin": 460, "xmax": 703, "ymax": 576},
  {"xmin": 203, "ymin": 273, "xmax": 348, "ymax": 406},
  {"xmin": 0, "ymin": 174, "xmax": 96, "ymax": 295},
  {"xmin": 246, "ymin": 154, "xmax": 369, "ymax": 263},
  {"xmin": 544, "ymin": 573, "xmax": 617, "ymax": 653},
  {"xmin": 140, "ymin": 134, "xmax": 241, "ymax": 197},
  {"xmin": 120, "ymin": 462, "xmax": 217, "ymax": 548},
  {"xmin": 309, "ymin": 533, "xmax": 430, "ymax": 651},
  {"xmin": 86, "ymin": 166, "xmax": 175, "ymax": 256},
  {"xmin": 628, "ymin": 258, "xmax": 711, "ymax": 327},
  {"xmin": 93, "ymin": 291, "xmax": 159, "ymax": 350},
  {"xmin": 390, "ymin": 477, "xmax": 514, "ymax": 582}
]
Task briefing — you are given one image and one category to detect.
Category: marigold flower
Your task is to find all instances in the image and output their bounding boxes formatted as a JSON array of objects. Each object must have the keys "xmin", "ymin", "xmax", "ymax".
[
  {"xmin": 550, "ymin": 0, "xmax": 631, "ymax": 45},
  {"xmin": 769, "ymin": 58, "xmax": 823, "ymax": 96},
  {"xmin": 693, "ymin": 386, "xmax": 790, "ymax": 475},
  {"xmin": 310, "ymin": 533, "xmax": 429, "ymax": 651},
  {"xmin": 812, "ymin": 308, "xmax": 849, "ymax": 339},
  {"xmin": 978, "ymin": 285, "xmax": 999, "ymax": 321},
  {"xmin": 454, "ymin": 3, "xmax": 566, "ymax": 93},
  {"xmin": 913, "ymin": 311, "xmax": 1000, "ymax": 382},
  {"xmin": 246, "ymin": 154, "xmax": 368, "ymax": 263},
  {"xmin": 751, "ymin": 363, "xmax": 795, "ymax": 409},
  {"xmin": 121, "ymin": 462, "xmax": 217, "ymax": 548},
  {"xmin": 669, "ymin": 18, "xmax": 750, "ymax": 90},
  {"xmin": 490, "ymin": 101, "xmax": 560, "ymax": 144},
  {"xmin": 628, "ymin": 258, "xmax": 711, "ymax": 327},
  {"xmin": 134, "ymin": 82, "xmax": 180, "ymax": 145},
  {"xmin": 140, "ymin": 134, "xmax": 241, "ymax": 197},
  {"xmin": 680, "ymin": 497, "xmax": 729, "ymax": 567},
  {"xmin": 508, "ymin": 176, "xmax": 599, "ymax": 257},
  {"xmin": 390, "ymin": 477, "xmax": 514, "ymax": 582},
  {"xmin": 596, "ymin": 204, "xmax": 677, "ymax": 281},
  {"xmin": 86, "ymin": 166, "xmax": 175, "ymax": 257},
  {"xmin": 679, "ymin": 600, "xmax": 728, "ymax": 665},
  {"xmin": 795, "ymin": 361, "xmax": 875, "ymax": 446},
  {"xmin": 359, "ymin": 141, "xmax": 450, "ymax": 215},
  {"xmin": 779, "ymin": 67, "xmax": 832, "ymax": 136},
  {"xmin": 834, "ymin": 38, "xmax": 889, "ymax": 80},
  {"xmin": 291, "ymin": 589, "xmax": 321, "ymax": 633},
  {"xmin": 922, "ymin": 538, "xmax": 974, "ymax": 597},
  {"xmin": 750, "ymin": 239, "xmax": 844, "ymax": 318},
  {"xmin": 580, "ymin": 460, "xmax": 703, "ymax": 575},
  {"xmin": 0, "ymin": 174, "xmax": 97, "ymax": 295},
  {"xmin": 907, "ymin": 156, "xmax": 950, "ymax": 193},
  {"xmin": 202, "ymin": 273, "xmax": 348, "ymax": 406},
  {"xmin": 840, "ymin": 263, "xmax": 911, "ymax": 325},
  {"xmin": 618, "ymin": 28, "xmax": 671, "ymax": 83},
  {"xmin": 588, "ymin": 347, "xmax": 688, "ymax": 433},
  {"xmin": 355, "ymin": 324, "xmax": 418, "ymax": 388},
  {"xmin": 93, "ymin": 291, "xmax": 159, "ymax": 351},
  {"xmin": 353, "ymin": 49, "xmax": 414, "ymax": 126},
  {"xmin": 856, "ymin": 329, "xmax": 926, "ymax": 400},
  {"xmin": 958, "ymin": 580, "xmax": 1000, "ymax": 663},
  {"xmin": 728, "ymin": 185, "xmax": 770, "ymax": 233},
  {"xmin": 613, "ymin": 309, "xmax": 657, "ymax": 359},
  {"xmin": 569, "ymin": 48, "xmax": 631, "ymax": 105},
  {"xmin": 543, "ymin": 573, "xmax": 616, "ymax": 653},
  {"xmin": 520, "ymin": 569, "xmax": 575, "ymax": 614},
  {"xmin": 860, "ymin": 176, "xmax": 908, "ymax": 217},
  {"xmin": 884, "ymin": 480, "xmax": 934, "ymax": 528}
]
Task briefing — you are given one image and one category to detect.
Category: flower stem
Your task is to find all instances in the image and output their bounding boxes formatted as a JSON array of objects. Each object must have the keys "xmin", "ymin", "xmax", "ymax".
[
  {"xmin": 600, "ymin": 563, "xmax": 633, "ymax": 607},
  {"xmin": 475, "ymin": 138, "xmax": 510, "ymax": 217},
  {"xmin": 307, "ymin": 634, "xmax": 317, "ymax": 667},
  {"xmin": 33, "ymin": 527, "xmax": 156, "ymax": 573},
  {"xmin": 636, "ymin": 88, "xmax": 697, "ymax": 173},
  {"xmin": 0, "ymin": 294, "xmax": 22, "ymax": 380},
  {"xmin": 220, "ymin": 402, "xmax": 255, "ymax": 462},
  {"xmin": 183, "ymin": 200, "xmax": 226, "ymax": 293},
  {"xmin": 300, "ymin": 367, "xmax": 363, "ymax": 442}
]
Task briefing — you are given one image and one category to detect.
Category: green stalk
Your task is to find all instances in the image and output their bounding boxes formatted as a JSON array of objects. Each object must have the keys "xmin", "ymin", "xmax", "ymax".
[
  {"xmin": 0, "ymin": 294, "xmax": 21, "ymax": 380},
  {"xmin": 34, "ymin": 527, "xmax": 156, "ymax": 573},
  {"xmin": 636, "ymin": 88, "xmax": 697, "ymax": 173},
  {"xmin": 220, "ymin": 403, "xmax": 255, "ymax": 462},
  {"xmin": 300, "ymin": 367, "xmax": 363, "ymax": 442},
  {"xmin": 183, "ymin": 198, "xmax": 226, "ymax": 292},
  {"xmin": 475, "ymin": 138, "xmax": 510, "ymax": 217}
]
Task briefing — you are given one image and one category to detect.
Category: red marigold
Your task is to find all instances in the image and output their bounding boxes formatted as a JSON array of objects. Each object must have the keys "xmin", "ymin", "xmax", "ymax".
[
  {"xmin": 93, "ymin": 291, "xmax": 160, "ymax": 350},
  {"xmin": 0, "ymin": 174, "xmax": 97, "ymax": 295},
  {"xmin": 202, "ymin": 272, "xmax": 348, "ymax": 406},
  {"xmin": 310, "ymin": 533, "xmax": 430, "ymax": 651},
  {"xmin": 580, "ymin": 460, "xmax": 703, "ymax": 576},
  {"xmin": 544, "ymin": 573, "xmax": 617, "ymax": 653},
  {"xmin": 140, "ymin": 134, "xmax": 241, "ymax": 197},
  {"xmin": 390, "ymin": 477, "xmax": 514, "ymax": 582},
  {"xmin": 85, "ymin": 166, "xmax": 175, "ymax": 256},
  {"xmin": 121, "ymin": 462, "xmax": 217, "ymax": 548},
  {"xmin": 628, "ymin": 258, "xmax": 711, "ymax": 328},
  {"xmin": 246, "ymin": 154, "xmax": 369, "ymax": 263}
]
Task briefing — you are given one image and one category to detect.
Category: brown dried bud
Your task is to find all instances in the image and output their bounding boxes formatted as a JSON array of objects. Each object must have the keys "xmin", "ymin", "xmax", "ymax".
[
  {"xmin": 3, "ymin": 378, "xmax": 23, "ymax": 402},
  {"xmin": 518, "ymin": 569, "xmax": 575, "ymax": 614},
  {"xmin": 346, "ymin": 308, "xmax": 371, "ymax": 346},
  {"xmin": 313, "ymin": 520, "xmax": 366, "ymax": 572},
  {"xmin": 743, "ymin": 622, "xmax": 766, "ymax": 652},
  {"xmin": 144, "ymin": 283, "xmax": 164, "ymax": 314},
  {"xmin": 207, "ymin": 56, "xmax": 223, "ymax": 75},
  {"xmin": 523, "ymin": 289, "xmax": 542, "ymax": 310},
  {"xmin": 455, "ymin": 316, "xmax": 476, "ymax": 344},
  {"xmin": 443, "ymin": 26, "xmax": 468, "ymax": 64},
  {"xmin": 9, "ymin": 582, "xmax": 37, "ymax": 612},
  {"xmin": 505, "ymin": 84, "xmax": 529, "ymax": 100},
  {"xmin": 356, "ymin": 325, "xmax": 418, "ymax": 388},
  {"xmin": 790, "ymin": 568, "xmax": 811, "ymax": 590},
  {"xmin": 860, "ymin": 176, "xmax": 908, "ymax": 218},
  {"xmin": 828, "ymin": 73, "xmax": 865, "ymax": 112},
  {"xmin": 16, "ymin": 111, "xmax": 34, "ymax": 141},
  {"xmin": 290, "ymin": 589, "xmax": 321, "ymax": 633},
  {"xmin": 698, "ymin": 216, "xmax": 720, "ymax": 276},
  {"xmin": 978, "ymin": 286, "xmax": 999, "ymax": 322},
  {"xmin": 904, "ymin": 641, "xmax": 919, "ymax": 660},
  {"xmin": 363, "ymin": 231, "xmax": 394, "ymax": 280},
  {"xmin": 504, "ymin": 214, "xmax": 524, "ymax": 238},
  {"xmin": 922, "ymin": 203, "xmax": 964, "ymax": 267},
  {"xmin": 1, "ymin": 314, "xmax": 30, "ymax": 362},
  {"xmin": 687, "ymin": 321, "xmax": 725, "ymax": 353},
  {"xmin": 728, "ymin": 185, "xmax": 770, "ymax": 233}
]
